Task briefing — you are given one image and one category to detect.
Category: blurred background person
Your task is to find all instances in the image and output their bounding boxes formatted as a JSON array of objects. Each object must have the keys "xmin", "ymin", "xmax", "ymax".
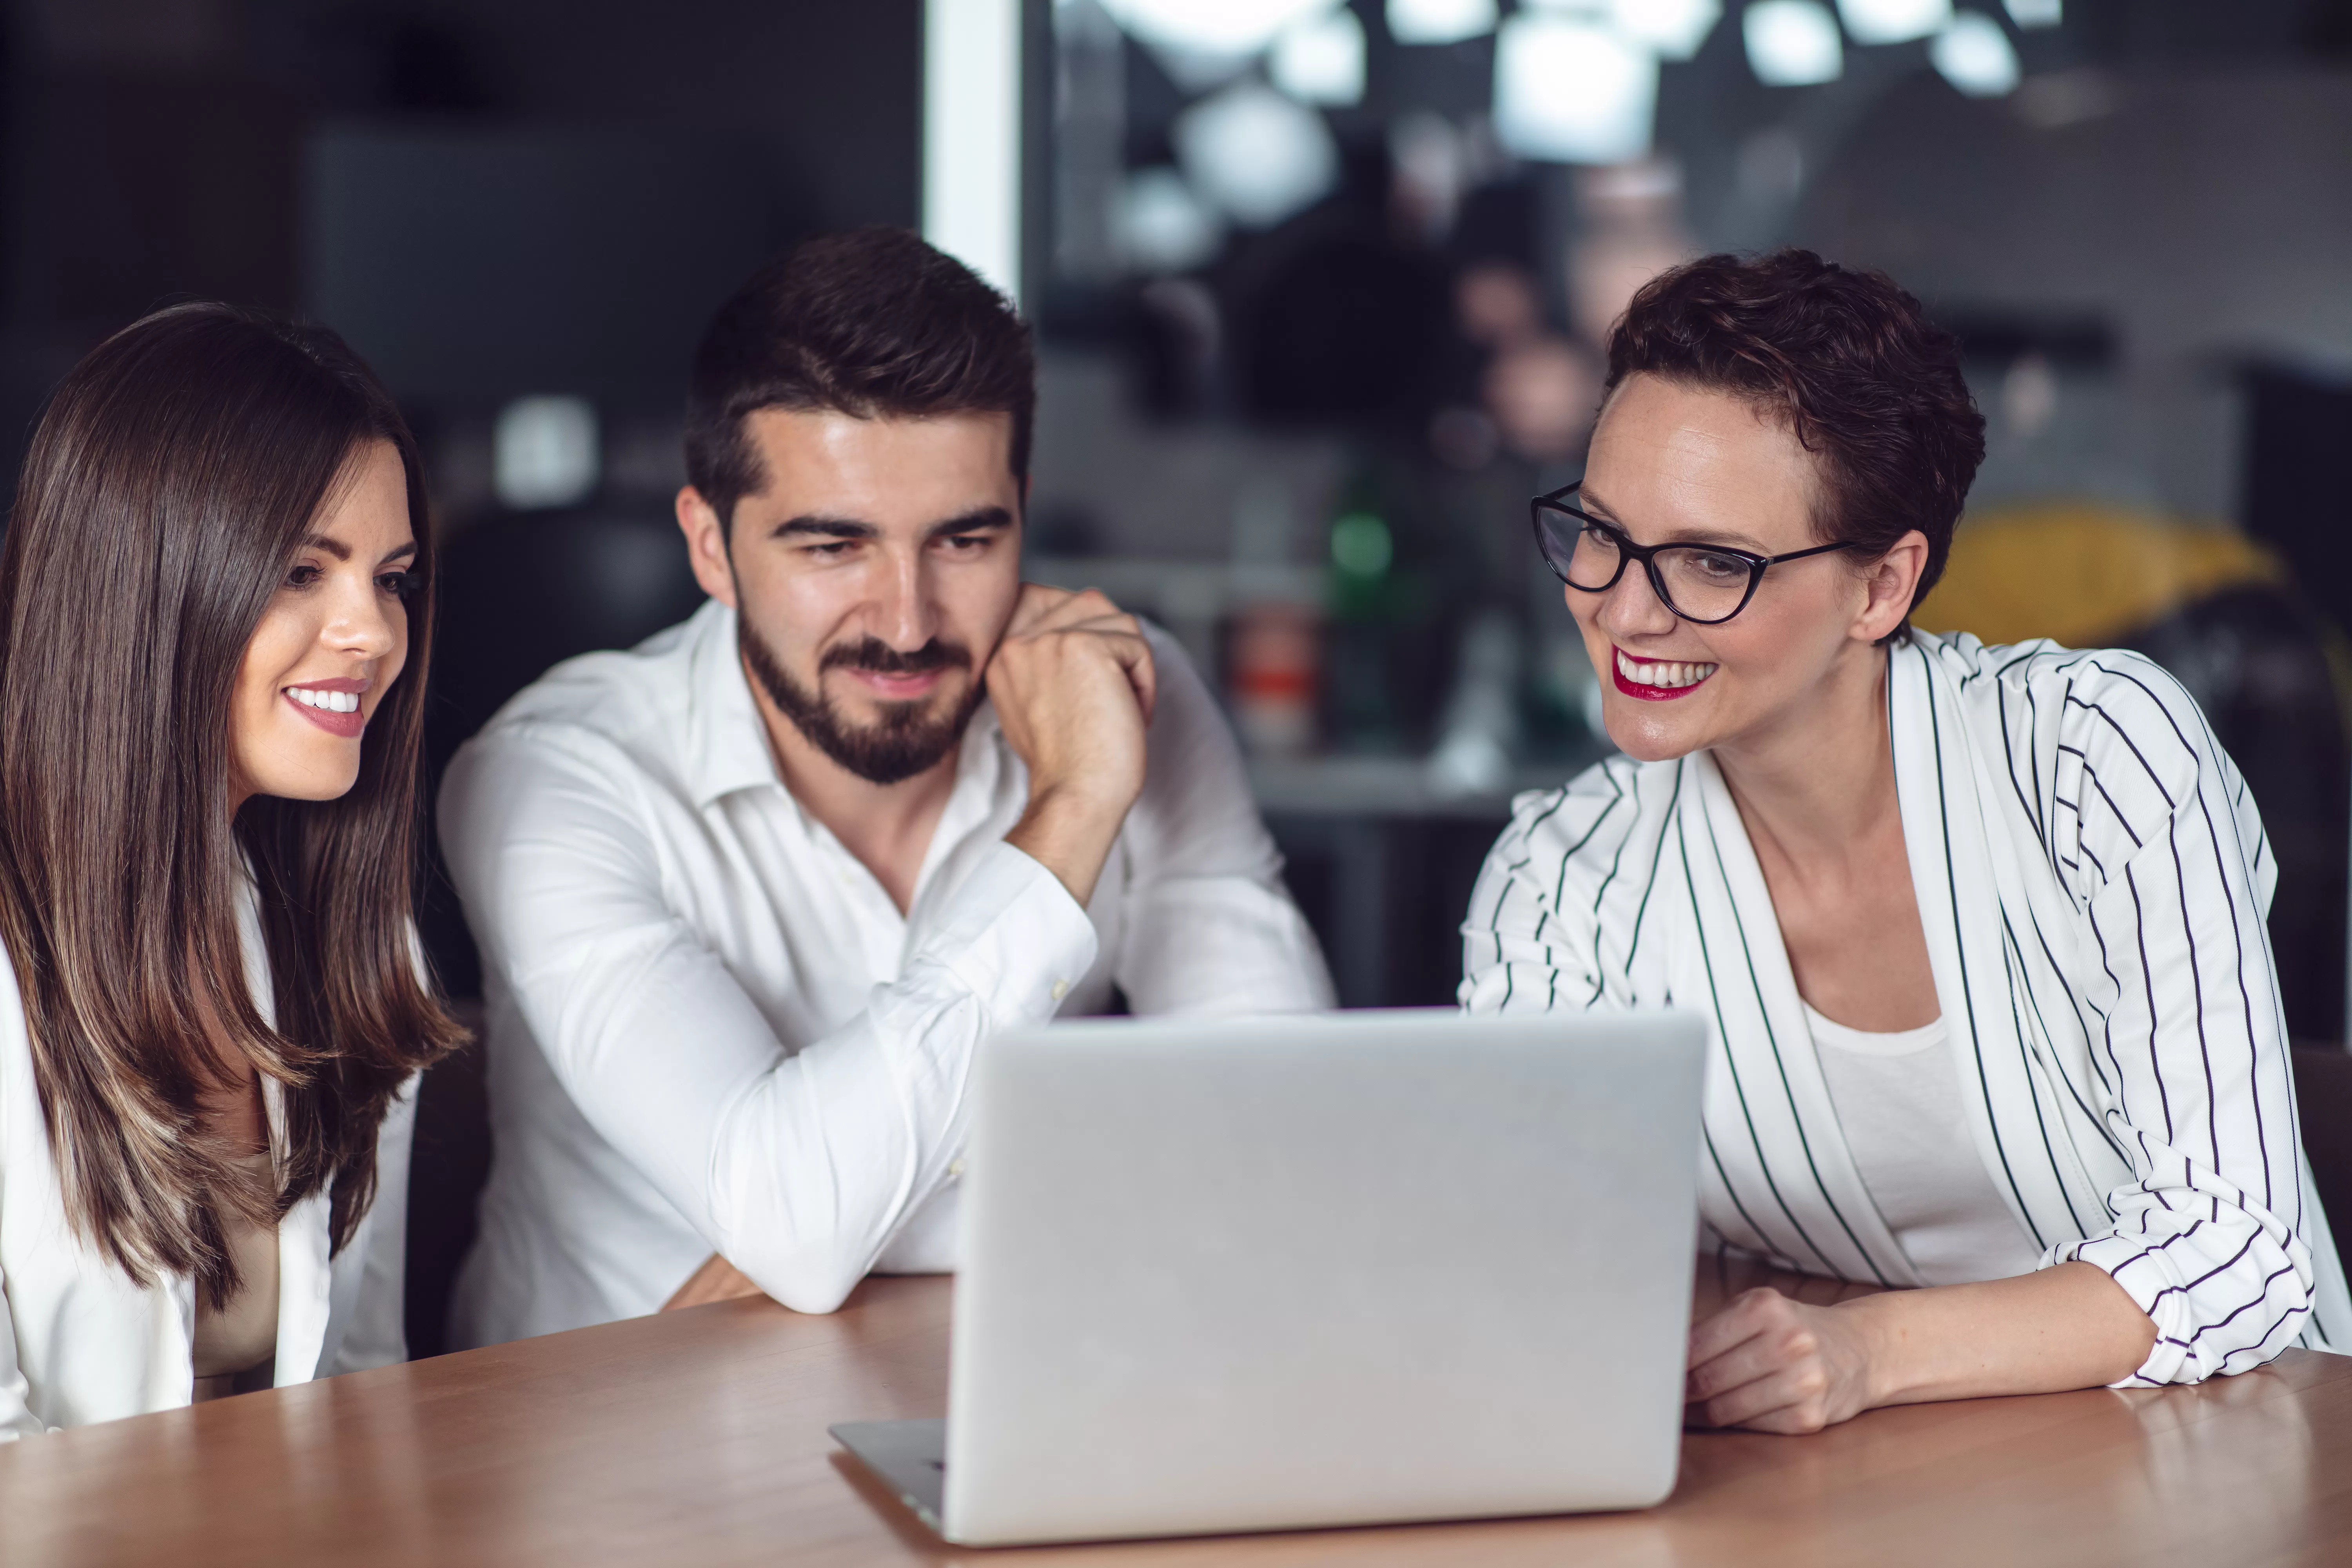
[{"xmin": 0, "ymin": 304, "xmax": 461, "ymax": 1433}]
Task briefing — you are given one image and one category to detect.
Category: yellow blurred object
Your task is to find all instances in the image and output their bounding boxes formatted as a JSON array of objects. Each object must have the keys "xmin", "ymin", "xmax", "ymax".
[{"xmin": 1914, "ymin": 502, "xmax": 2283, "ymax": 649}]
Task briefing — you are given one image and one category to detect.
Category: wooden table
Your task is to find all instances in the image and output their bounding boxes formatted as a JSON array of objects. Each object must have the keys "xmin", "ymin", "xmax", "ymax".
[{"xmin": 7, "ymin": 1257, "xmax": 2352, "ymax": 1567}]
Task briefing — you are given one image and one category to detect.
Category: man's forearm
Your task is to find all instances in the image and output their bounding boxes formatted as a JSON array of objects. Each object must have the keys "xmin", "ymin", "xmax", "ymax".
[{"xmin": 1004, "ymin": 785, "xmax": 1129, "ymax": 907}]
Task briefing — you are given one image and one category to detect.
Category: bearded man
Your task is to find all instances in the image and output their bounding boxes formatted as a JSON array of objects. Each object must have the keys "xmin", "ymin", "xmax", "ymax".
[{"xmin": 441, "ymin": 229, "xmax": 1332, "ymax": 1347}]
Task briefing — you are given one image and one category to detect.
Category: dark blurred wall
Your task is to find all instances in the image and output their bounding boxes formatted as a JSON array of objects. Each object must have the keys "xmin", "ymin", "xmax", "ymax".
[
  {"xmin": 382, "ymin": 0, "xmax": 918, "ymax": 237},
  {"xmin": 306, "ymin": 124, "xmax": 799, "ymax": 410},
  {"xmin": 0, "ymin": 0, "xmax": 918, "ymax": 470},
  {"xmin": 1793, "ymin": 67, "xmax": 2352, "ymax": 524}
]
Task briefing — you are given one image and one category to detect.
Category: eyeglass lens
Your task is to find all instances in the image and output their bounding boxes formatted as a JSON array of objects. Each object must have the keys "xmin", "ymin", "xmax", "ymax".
[{"xmin": 1535, "ymin": 507, "xmax": 1757, "ymax": 622}]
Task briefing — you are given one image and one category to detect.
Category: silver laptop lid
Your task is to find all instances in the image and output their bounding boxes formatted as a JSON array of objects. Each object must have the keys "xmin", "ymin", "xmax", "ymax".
[{"xmin": 943, "ymin": 1007, "xmax": 1709, "ymax": 1546}]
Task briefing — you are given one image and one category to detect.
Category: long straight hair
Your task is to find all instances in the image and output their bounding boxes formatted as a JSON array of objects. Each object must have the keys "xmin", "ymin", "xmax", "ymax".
[{"xmin": 0, "ymin": 303, "xmax": 465, "ymax": 1307}]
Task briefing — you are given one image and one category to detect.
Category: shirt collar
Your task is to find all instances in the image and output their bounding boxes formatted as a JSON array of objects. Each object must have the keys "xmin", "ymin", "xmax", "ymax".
[{"xmin": 686, "ymin": 601, "xmax": 786, "ymax": 809}]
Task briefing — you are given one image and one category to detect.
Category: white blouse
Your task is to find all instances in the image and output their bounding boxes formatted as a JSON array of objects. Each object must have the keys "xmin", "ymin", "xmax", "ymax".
[
  {"xmin": 0, "ymin": 888, "xmax": 412, "ymax": 1437},
  {"xmin": 1804, "ymin": 1004, "xmax": 2042, "ymax": 1287},
  {"xmin": 1463, "ymin": 632, "xmax": 2349, "ymax": 1386}
]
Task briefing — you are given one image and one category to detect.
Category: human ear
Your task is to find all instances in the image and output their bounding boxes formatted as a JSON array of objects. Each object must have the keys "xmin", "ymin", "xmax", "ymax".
[
  {"xmin": 1853, "ymin": 530, "xmax": 1930, "ymax": 643},
  {"xmin": 675, "ymin": 486, "xmax": 738, "ymax": 610}
]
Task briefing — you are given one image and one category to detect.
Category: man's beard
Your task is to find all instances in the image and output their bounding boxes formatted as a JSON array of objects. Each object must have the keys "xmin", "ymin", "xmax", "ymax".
[{"xmin": 740, "ymin": 618, "xmax": 985, "ymax": 786}]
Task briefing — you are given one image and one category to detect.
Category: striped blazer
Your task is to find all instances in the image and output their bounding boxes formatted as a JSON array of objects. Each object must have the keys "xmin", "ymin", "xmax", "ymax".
[{"xmin": 1461, "ymin": 630, "xmax": 2348, "ymax": 1384}]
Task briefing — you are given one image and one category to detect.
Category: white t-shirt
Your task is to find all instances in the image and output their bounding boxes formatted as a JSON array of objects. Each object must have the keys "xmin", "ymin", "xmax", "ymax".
[{"xmin": 1803, "ymin": 1002, "xmax": 2043, "ymax": 1287}]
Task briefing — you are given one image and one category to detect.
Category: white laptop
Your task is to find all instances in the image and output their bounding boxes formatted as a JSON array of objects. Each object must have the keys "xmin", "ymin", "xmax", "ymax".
[{"xmin": 833, "ymin": 1006, "xmax": 1708, "ymax": 1547}]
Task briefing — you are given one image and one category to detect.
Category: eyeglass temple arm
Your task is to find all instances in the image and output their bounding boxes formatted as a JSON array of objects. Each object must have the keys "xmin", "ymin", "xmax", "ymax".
[{"xmin": 1764, "ymin": 539, "xmax": 1863, "ymax": 565}]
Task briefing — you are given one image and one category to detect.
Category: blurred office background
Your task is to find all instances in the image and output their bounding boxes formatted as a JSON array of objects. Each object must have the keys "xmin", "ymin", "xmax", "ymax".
[
  {"xmin": 3, "ymin": 0, "xmax": 2352, "ymax": 1333},
  {"xmin": 7, "ymin": 0, "xmax": 2346, "ymax": 1016}
]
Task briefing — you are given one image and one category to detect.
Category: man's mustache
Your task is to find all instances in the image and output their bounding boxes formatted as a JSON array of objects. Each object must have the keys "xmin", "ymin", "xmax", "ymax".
[{"xmin": 818, "ymin": 637, "xmax": 973, "ymax": 677}]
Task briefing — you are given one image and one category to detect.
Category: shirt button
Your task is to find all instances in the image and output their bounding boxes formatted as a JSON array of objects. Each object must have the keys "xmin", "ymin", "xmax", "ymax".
[
  {"xmin": 1050, "ymin": 979, "xmax": 1070, "ymax": 1002},
  {"xmin": 949, "ymin": 1158, "xmax": 967, "ymax": 1178}
]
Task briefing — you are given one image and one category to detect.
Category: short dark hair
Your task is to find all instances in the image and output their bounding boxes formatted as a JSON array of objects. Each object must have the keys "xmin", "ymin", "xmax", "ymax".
[
  {"xmin": 685, "ymin": 226, "xmax": 1036, "ymax": 532},
  {"xmin": 1603, "ymin": 249, "xmax": 1985, "ymax": 630}
]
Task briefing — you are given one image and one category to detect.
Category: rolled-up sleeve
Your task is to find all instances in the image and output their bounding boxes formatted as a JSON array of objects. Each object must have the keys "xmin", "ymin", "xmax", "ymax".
[
  {"xmin": 2056, "ymin": 664, "xmax": 2313, "ymax": 1383},
  {"xmin": 441, "ymin": 728, "xmax": 1100, "ymax": 1315}
]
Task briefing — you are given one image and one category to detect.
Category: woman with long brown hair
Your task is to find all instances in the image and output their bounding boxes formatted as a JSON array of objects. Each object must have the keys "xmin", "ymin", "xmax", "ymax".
[{"xmin": 0, "ymin": 303, "xmax": 464, "ymax": 1434}]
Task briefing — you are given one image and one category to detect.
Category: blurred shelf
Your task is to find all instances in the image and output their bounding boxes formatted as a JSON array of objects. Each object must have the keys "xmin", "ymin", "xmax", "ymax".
[
  {"xmin": 1247, "ymin": 752, "xmax": 1601, "ymax": 821},
  {"xmin": 1025, "ymin": 555, "xmax": 1327, "ymax": 618}
]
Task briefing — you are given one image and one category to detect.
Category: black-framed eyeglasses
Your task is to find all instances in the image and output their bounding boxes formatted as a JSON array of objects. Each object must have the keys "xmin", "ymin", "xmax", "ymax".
[{"xmin": 1530, "ymin": 482, "xmax": 1861, "ymax": 626}]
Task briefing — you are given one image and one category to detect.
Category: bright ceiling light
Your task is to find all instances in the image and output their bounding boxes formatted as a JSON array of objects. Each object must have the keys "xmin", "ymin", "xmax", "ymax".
[
  {"xmin": 1836, "ymin": 0, "xmax": 1951, "ymax": 45},
  {"xmin": 1493, "ymin": 14, "xmax": 1658, "ymax": 165},
  {"xmin": 1272, "ymin": 7, "xmax": 1366, "ymax": 105},
  {"xmin": 1116, "ymin": 167, "xmax": 1224, "ymax": 272},
  {"xmin": 1174, "ymin": 80, "xmax": 1339, "ymax": 228},
  {"xmin": 1931, "ymin": 11, "xmax": 2020, "ymax": 96},
  {"xmin": 2004, "ymin": 0, "xmax": 2061, "ymax": 25},
  {"xmin": 1388, "ymin": 0, "xmax": 1498, "ymax": 46},
  {"xmin": 1097, "ymin": 0, "xmax": 1337, "ymax": 59},
  {"xmin": 495, "ymin": 397, "xmax": 599, "ymax": 511},
  {"xmin": 1745, "ymin": 0, "xmax": 1842, "ymax": 84},
  {"xmin": 1613, "ymin": 0, "xmax": 1723, "ymax": 60}
]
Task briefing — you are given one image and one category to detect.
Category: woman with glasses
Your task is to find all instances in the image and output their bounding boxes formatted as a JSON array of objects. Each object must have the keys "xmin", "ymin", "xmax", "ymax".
[{"xmin": 1462, "ymin": 250, "xmax": 2346, "ymax": 1432}]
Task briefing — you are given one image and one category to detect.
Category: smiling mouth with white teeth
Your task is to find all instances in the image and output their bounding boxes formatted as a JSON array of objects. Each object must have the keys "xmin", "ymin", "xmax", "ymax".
[
  {"xmin": 1613, "ymin": 647, "xmax": 1720, "ymax": 700},
  {"xmin": 283, "ymin": 681, "xmax": 371, "ymax": 739}
]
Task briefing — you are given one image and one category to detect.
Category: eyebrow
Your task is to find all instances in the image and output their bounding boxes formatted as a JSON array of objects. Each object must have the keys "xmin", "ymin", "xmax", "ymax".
[
  {"xmin": 1575, "ymin": 487, "xmax": 1768, "ymax": 553},
  {"xmin": 300, "ymin": 534, "xmax": 418, "ymax": 565},
  {"xmin": 772, "ymin": 515, "xmax": 877, "ymax": 541},
  {"xmin": 303, "ymin": 533, "xmax": 353, "ymax": 561},
  {"xmin": 770, "ymin": 506, "xmax": 1016, "ymax": 542},
  {"xmin": 1575, "ymin": 487, "xmax": 1625, "ymax": 527}
]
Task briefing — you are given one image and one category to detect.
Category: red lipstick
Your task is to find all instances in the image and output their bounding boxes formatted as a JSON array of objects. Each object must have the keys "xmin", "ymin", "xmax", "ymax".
[{"xmin": 1610, "ymin": 648, "xmax": 1713, "ymax": 703}]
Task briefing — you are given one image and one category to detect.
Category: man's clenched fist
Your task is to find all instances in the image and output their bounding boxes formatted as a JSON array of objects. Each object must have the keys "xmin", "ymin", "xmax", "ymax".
[{"xmin": 986, "ymin": 584, "xmax": 1156, "ymax": 906}]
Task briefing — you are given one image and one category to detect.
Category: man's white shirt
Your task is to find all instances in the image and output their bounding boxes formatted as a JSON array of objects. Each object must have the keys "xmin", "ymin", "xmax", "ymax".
[{"xmin": 441, "ymin": 599, "xmax": 1332, "ymax": 1347}]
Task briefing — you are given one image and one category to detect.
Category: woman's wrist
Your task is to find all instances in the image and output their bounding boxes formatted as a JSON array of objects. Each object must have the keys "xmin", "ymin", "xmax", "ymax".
[{"xmin": 1833, "ymin": 1292, "xmax": 1915, "ymax": 1410}]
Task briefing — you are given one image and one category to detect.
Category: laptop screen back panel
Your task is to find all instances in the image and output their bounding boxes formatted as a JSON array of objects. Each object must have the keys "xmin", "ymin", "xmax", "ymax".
[{"xmin": 942, "ymin": 1009, "xmax": 1708, "ymax": 1546}]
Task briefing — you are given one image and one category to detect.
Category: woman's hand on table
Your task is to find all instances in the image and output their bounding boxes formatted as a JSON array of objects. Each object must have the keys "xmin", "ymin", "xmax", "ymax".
[
  {"xmin": 1685, "ymin": 1287, "xmax": 1878, "ymax": 1433},
  {"xmin": 1685, "ymin": 1262, "xmax": 2159, "ymax": 1434}
]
